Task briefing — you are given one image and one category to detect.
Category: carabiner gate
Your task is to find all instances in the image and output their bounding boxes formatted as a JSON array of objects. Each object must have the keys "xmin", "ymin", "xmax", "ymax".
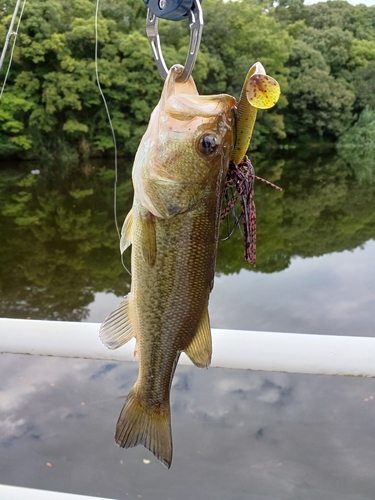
[{"xmin": 146, "ymin": 0, "xmax": 203, "ymax": 83}]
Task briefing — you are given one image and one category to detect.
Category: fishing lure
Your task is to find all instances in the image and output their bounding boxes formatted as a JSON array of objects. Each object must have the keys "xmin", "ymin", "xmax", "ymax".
[
  {"xmin": 221, "ymin": 157, "xmax": 282, "ymax": 265},
  {"xmin": 221, "ymin": 62, "xmax": 282, "ymax": 265}
]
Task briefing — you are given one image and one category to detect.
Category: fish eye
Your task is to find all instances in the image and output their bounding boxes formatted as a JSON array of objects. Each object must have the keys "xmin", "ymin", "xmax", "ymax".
[{"xmin": 197, "ymin": 134, "xmax": 219, "ymax": 156}]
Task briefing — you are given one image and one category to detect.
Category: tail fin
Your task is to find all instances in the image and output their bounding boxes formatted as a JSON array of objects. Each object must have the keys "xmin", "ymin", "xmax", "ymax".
[{"xmin": 115, "ymin": 388, "xmax": 172, "ymax": 468}]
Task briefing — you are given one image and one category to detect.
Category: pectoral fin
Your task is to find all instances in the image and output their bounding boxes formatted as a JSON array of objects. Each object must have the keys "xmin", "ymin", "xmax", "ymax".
[
  {"xmin": 99, "ymin": 295, "xmax": 134, "ymax": 349},
  {"xmin": 120, "ymin": 210, "xmax": 133, "ymax": 255},
  {"xmin": 184, "ymin": 308, "xmax": 212, "ymax": 368}
]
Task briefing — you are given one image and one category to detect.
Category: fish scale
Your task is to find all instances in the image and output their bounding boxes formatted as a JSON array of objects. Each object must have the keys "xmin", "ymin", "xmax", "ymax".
[{"xmin": 100, "ymin": 64, "xmax": 236, "ymax": 468}]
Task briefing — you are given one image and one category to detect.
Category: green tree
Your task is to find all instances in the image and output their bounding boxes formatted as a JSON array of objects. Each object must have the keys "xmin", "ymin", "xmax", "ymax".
[
  {"xmin": 274, "ymin": 0, "xmax": 306, "ymax": 25},
  {"xmin": 0, "ymin": 0, "xmax": 162, "ymax": 162},
  {"xmin": 0, "ymin": 0, "xmax": 292, "ymax": 162},
  {"xmin": 4, "ymin": 0, "xmax": 375, "ymax": 159},
  {"xmin": 301, "ymin": 26, "xmax": 353, "ymax": 76},
  {"xmin": 303, "ymin": 1, "xmax": 375, "ymax": 41},
  {"xmin": 351, "ymin": 61, "xmax": 375, "ymax": 112},
  {"xmin": 348, "ymin": 39, "xmax": 375, "ymax": 68},
  {"xmin": 337, "ymin": 106, "xmax": 375, "ymax": 184},
  {"xmin": 0, "ymin": 93, "xmax": 33, "ymax": 155},
  {"xmin": 284, "ymin": 40, "xmax": 355, "ymax": 140},
  {"xmin": 275, "ymin": 0, "xmax": 375, "ymax": 143}
]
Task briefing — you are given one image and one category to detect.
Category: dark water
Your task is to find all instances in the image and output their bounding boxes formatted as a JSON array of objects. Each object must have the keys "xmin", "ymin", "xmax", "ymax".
[
  {"xmin": 1, "ymin": 354, "xmax": 375, "ymax": 500},
  {"xmin": 1, "ymin": 152, "xmax": 375, "ymax": 499},
  {"xmin": 0, "ymin": 151, "xmax": 374, "ymax": 335}
]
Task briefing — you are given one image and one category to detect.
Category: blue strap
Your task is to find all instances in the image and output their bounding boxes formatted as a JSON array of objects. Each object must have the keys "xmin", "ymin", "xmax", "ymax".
[{"xmin": 144, "ymin": 0, "xmax": 201, "ymax": 22}]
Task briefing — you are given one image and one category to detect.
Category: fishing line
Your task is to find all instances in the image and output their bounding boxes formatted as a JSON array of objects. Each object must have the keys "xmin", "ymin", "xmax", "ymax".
[
  {"xmin": 0, "ymin": 0, "xmax": 27, "ymax": 100},
  {"xmin": 94, "ymin": 0, "xmax": 131, "ymax": 275},
  {"xmin": 220, "ymin": 189, "xmax": 242, "ymax": 241}
]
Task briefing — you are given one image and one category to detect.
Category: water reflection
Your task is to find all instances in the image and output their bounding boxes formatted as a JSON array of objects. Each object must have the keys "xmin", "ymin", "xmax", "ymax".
[
  {"xmin": 1, "ymin": 353, "xmax": 375, "ymax": 500},
  {"xmin": 0, "ymin": 153, "xmax": 374, "ymax": 335},
  {"xmin": 0, "ymin": 164, "xmax": 133, "ymax": 321},
  {"xmin": 210, "ymin": 240, "xmax": 375, "ymax": 336}
]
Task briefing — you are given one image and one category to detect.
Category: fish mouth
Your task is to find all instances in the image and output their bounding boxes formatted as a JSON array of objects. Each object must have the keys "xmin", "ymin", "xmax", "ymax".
[
  {"xmin": 163, "ymin": 65, "xmax": 198, "ymax": 100},
  {"xmin": 162, "ymin": 65, "xmax": 236, "ymax": 120}
]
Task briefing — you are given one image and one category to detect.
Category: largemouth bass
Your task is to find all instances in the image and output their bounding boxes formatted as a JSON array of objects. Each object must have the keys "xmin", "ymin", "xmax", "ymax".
[{"xmin": 100, "ymin": 64, "xmax": 236, "ymax": 468}]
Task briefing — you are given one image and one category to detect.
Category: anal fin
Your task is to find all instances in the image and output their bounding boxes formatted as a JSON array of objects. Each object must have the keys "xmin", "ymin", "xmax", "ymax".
[
  {"xmin": 99, "ymin": 295, "xmax": 134, "ymax": 350},
  {"xmin": 184, "ymin": 308, "xmax": 212, "ymax": 368}
]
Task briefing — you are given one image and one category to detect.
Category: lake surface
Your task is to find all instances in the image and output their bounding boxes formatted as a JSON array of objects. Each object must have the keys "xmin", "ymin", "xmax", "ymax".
[
  {"xmin": 2, "ymin": 354, "xmax": 375, "ymax": 500},
  {"xmin": 1, "ymin": 151, "xmax": 375, "ymax": 500},
  {"xmin": 0, "ymin": 151, "xmax": 374, "ymax": 336}
]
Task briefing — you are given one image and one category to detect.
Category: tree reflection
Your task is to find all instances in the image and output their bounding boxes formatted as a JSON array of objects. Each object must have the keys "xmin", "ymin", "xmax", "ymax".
[
  {"xmin": 217, "ymin": 151, "xmax": 375, "ymax": 274},
  {"xmin": 1, "ymin": 153, "xmax": 375, "ymax": 320},
  {"xmin": 0, "ymin": 162, "xmax": 133, "ymax": 321}
]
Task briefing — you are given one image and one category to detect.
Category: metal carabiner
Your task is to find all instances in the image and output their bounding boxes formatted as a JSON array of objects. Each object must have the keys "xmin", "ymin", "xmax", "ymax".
[{"xmin": 146, "ymin": 0, "xmax": 203, "ymax": 83}]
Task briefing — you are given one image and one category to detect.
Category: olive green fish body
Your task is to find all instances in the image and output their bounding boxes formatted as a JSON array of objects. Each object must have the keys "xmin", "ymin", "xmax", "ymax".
[
  {"xmin": 100, "ymin": 65, "xmax": 235, "ymax": 468},
  {"xmin": 131, "ymin": 193, "xmax": 219, "ymax": 396}
]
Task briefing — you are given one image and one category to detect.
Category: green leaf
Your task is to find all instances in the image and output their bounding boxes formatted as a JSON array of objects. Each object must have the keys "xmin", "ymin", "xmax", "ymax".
[{"xmin": 63, "ymin": 120, "xmax": 89, "ymax": 133}]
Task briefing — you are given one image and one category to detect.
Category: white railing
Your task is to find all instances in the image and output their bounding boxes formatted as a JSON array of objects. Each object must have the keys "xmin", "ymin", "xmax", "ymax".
[
  {"xmin": 0, "ymin": 484, "xmax": 116, "ymax": 500},
  {"xmin": 1, "ymin": 317, "xmax": 375, "ymax": 377}
]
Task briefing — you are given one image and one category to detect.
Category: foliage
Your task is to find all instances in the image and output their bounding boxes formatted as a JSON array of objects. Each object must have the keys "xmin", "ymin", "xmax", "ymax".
[
  {"xmin": 301, "ymin": 1, "xmax": 375, "ymax": 40},
  {"xmin": 336, "ymin": 106, "xmax": 375, "ymax": 184},
  {"xmin": 349, "ymin": 39, "xmax": 375, "ymax": 68},
  {"xmin": 0, "ymin": 0, "xmax": 162, "ymax": 163},
  {"xmin": 283, "ymin": 40, "xmax": 355, "ymax": 140},
  {"xmin": 0, "ymin": 0, "xmax": 291, "ymax": 163},
  {"xmin": 1, "ymin": 0, "xmax": 375, "ymax": 163},
  {"xmin": 352, "ymin": 61, "xmax": 375, "ymax": 112},
  {"xmin": 301, "ymin": 26, "xmax": 353, "ymax": 76},
  {"xmin": 275, "ymin": 0, "xmax": 375, "ymax": 144}
]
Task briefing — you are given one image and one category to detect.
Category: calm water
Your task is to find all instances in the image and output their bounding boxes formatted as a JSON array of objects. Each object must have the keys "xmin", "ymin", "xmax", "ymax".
[
  {"xmin": 1, "ymin": 354, "xmax": 375, "ymax": 500},
  {"xmin": 0, "ymin": 151, "xmax": 374, "ymax": 335},
  {"xmin": 0, "ymin": 354, "xmax": 375, "ymax": 500},
  {"xmin": 1, "ymin": 152, "xmax": 375, "ymax": 499}
]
